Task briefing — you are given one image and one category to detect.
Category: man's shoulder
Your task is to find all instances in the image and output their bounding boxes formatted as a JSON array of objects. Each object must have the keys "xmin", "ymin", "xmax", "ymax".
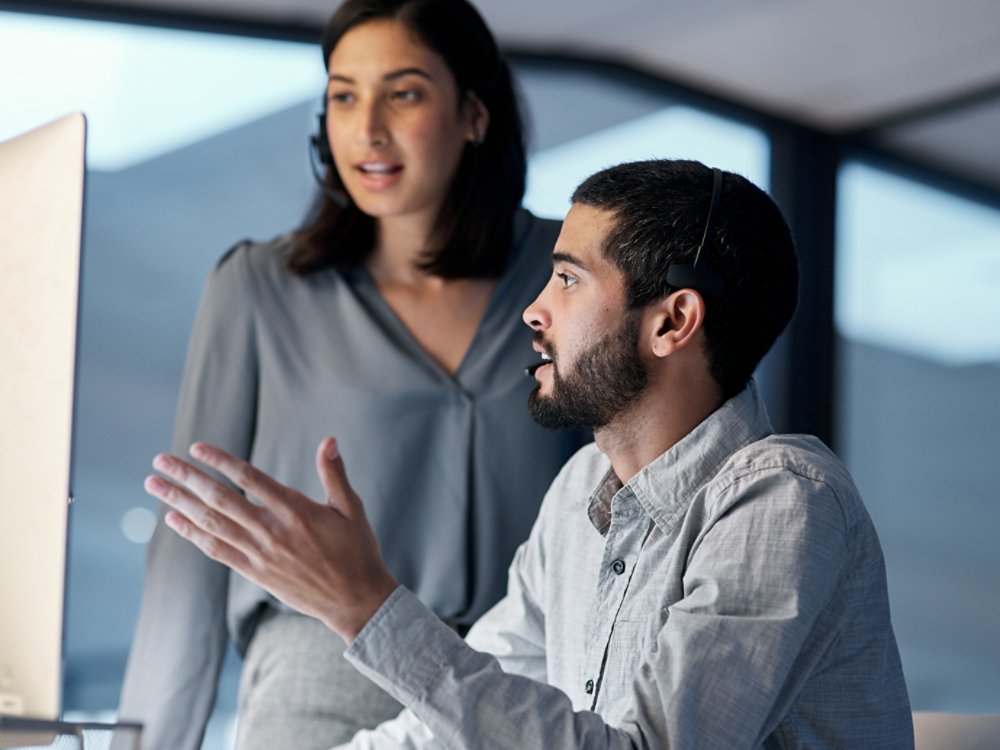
[
  {"xmin": 540, "ymin": 441, "xmax": 608, "ymax": 513},
  {"xmin": 560, "ymin": 440, "xmax": 609, "ymax": 480},
  {"xmin": 713, "ymin": 433, "xmax": 867, "ymax": 526},
  {"xmin": 726, "ymin": 433, "xmax": 848, "ymax": 480}
]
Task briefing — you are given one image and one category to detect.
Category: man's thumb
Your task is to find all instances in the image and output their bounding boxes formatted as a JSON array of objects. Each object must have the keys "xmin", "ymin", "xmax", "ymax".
[{"xmin": 316, "ymin": 437, "xmax": 362, "ymax": 518}]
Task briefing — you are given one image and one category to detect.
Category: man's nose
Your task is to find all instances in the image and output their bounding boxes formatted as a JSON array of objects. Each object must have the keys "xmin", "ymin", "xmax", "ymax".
[{"xmin": 522, "ymin": 291, "xmax": 550, "ymax": 331}]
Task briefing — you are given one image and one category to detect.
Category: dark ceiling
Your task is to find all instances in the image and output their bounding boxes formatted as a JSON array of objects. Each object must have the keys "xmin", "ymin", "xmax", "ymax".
[{"xmin": 7, "ymin": 0, "xmax": 1000, "ymax": 203}]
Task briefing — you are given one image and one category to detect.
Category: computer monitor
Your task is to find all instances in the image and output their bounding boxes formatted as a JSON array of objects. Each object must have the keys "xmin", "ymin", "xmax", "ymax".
[{"xmin": 0, "ymin": 112, "xmax": 86, "ymax": 720}]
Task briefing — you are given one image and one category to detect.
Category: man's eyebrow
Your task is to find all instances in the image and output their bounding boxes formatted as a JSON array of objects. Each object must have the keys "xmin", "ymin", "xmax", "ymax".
[
  {"xmin": 328, "ymin": 67, "xmax": 433, "ymax": 84},
  {"xmin": 552, "ymin": 251, "xmax": 591, "ymax": 272}
]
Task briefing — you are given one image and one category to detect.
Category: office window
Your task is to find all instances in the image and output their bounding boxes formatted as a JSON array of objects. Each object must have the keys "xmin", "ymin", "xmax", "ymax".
[
  {"xmin": 514, "ymin": 62, "xmax": 769, "ymax": 219},
  {"xmin": 836, "ymin": 161, "xmax": 1000, "ymax": 711}
]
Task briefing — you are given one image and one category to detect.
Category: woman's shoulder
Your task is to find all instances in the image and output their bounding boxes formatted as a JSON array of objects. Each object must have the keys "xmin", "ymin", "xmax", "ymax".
[
  {"xmin": 514, "ymin": 208, "xmax": 561, "ymax": 251},
  {"xmin": 213, "ymin": 233, "xmax": 296, "ymax": 278},
  {"xmin": 507, "ymin": 208, "xmax": 561, "ymax": 277},
  {"xmin": 208, "ymin": 232, "xmax": 331, "ymax": 297}
]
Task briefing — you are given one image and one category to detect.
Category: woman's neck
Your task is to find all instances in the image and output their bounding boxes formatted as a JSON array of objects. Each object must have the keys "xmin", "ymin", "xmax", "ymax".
[
  {"xmin": 368, "ymin": 213, "xmax": 438, "ymax": 285},
  {"xmin": 362, "ymin": 212, "xmax": 497, "ymax": 375}
]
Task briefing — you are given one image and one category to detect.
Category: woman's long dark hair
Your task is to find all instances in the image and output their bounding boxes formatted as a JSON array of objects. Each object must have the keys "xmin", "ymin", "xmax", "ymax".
[{"xmin": 289, "ymin": 0, "xmax": 527, "ymax": 279}]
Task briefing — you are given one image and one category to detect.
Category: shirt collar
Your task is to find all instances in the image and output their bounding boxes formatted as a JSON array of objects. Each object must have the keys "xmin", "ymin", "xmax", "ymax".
[{"xmin": 586, "ymin": 380, "xmax": 773, "ymax": 535}]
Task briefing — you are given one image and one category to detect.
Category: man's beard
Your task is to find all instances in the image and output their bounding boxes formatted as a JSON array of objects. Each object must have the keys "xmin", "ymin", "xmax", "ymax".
[{"xmin": 528, "ymin": 311, "xmax": 648, "ymax": 431}]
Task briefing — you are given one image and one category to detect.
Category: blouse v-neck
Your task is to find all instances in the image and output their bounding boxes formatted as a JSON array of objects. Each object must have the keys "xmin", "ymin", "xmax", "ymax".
[{"xmin": 346, "ymin": 213, "xmax": 533, "ymax": 386}]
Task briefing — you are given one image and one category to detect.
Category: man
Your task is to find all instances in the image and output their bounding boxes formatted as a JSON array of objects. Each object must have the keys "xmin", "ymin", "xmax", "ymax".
[{"xmin": 147, "ymin": 160, "xmax": 914, "ymax": 748}]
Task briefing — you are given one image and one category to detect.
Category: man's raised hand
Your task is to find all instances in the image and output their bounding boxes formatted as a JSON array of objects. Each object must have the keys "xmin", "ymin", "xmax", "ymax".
[{"xmin": 144, "ymin": 437, "xmax": 398, "ymax": 643}]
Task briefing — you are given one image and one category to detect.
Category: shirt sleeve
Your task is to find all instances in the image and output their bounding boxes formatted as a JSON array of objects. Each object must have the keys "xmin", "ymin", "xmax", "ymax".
[
  {"xmin": 118, "ymin": 244, "xmax": 260, "ymax": 750},
  {"xmin": 340, "ymin": 468, "xmax": 853, "ymax": 750},
  {"xmin": 340, "ymin": 486, "xmax": 634, "ymax": 750},
  {"xmin": 335, "ymin": 498, "xmax": 553, "ymax": 750},
  {"xmin": 343, "ymin": 588, "xmax": 634, "ymax": 750}
]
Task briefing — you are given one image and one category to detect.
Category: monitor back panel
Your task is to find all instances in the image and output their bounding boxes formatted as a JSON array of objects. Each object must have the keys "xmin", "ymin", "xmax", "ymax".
[{"xmin": 0, "ymin": 112, "xmax": 86, "ymax": 719}]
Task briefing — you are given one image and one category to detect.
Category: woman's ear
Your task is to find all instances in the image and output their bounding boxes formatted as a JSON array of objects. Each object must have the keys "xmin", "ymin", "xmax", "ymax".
[
  {"xmin": 648, "ymin": 289, "xmax": 707, "ymax": 359},
  {"xmin": 465, "ymin": 92, "xmax": 490, "ymax": 145}
]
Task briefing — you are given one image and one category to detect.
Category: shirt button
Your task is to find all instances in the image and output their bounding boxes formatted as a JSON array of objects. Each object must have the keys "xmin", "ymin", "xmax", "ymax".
[
  {"xmin": 611, "ymin": 558, "xmax": 626, "ymax": 575},
  {"xmin": 584, "ymin": 679, "xmax": 594, "ymax": 695}
]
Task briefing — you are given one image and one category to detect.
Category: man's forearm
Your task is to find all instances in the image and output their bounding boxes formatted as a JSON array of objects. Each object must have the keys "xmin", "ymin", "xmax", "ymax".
[{"xmin": 344, "ymin": 587, "xmax": 640, "ymax": 750}]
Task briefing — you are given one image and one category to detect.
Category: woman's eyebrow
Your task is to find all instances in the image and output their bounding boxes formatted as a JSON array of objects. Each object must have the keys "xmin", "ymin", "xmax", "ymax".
[
  {"xmin": 327, "ymin": 67, "xmax": 433, "ymax": 85},
  {"xmin": 384, "ymin": 67, "xmax": 433, "ymax": 82}
]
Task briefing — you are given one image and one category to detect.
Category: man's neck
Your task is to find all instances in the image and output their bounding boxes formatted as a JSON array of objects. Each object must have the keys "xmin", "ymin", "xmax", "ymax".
[{"xmin": 594, "ymin": 376, "xmax": 724, "ymax": 485}]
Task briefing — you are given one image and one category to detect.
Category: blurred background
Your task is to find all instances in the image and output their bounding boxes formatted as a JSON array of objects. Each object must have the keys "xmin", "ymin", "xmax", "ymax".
[{"xmin": 1, "ymin": 0, "xmax": 999, "ymax": 745}]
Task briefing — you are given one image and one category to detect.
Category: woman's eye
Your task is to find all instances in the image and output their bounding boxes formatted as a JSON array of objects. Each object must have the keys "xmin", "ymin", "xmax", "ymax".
[
  {"xmin": 391, "ymin": 89, "xmax": 421, "ymax": 103},
  {"xmin": 555, "ymin": 271, "xmax": 577, "ymax": 288},
  {"xmin": 329, "ymin": 91, "xmax": 354, "ymax": 105}
]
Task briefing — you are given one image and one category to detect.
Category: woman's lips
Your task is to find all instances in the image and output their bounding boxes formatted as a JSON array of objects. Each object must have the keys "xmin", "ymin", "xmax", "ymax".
[{"xmin": 354, "ymin": 162, "xmax": 403, "ymax": 190}]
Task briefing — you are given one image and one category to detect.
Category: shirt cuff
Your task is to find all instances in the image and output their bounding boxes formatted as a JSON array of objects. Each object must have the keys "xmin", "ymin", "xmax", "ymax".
[{"xmin": 344, "ymin": 586, "xmax": 467, "ymax": 708}]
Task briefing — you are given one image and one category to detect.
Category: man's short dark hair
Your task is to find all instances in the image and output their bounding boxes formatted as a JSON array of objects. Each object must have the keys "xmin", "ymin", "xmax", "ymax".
[{"xmin": 571, "ymin": 159, "xmax": 799, "ymax": 399}]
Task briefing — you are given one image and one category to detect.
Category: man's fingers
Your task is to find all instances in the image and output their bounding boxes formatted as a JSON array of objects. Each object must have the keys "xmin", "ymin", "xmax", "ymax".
[
  {"xmin": 151, "ymin": 452, "xmax": 261, "ymax": 531},
  {"xmin": 188, "ymin": 442, "xmax": 305, "ymax": 513},
  {"xmin": 163, "ymin": 510, "xmax": 253, "ymax": 573},
  {"xmin": 145, "ymin": 472, "xmax": 257, "ymax": 555},
  {"xmin": 316, "ymin": 437, "xmax": 365, "ymax": 520}
]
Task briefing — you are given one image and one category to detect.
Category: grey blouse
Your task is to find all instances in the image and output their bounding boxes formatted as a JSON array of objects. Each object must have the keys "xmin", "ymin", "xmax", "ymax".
[{"xmin": 119, "ymin": 210, "xmax": 584, "ymax": 749}]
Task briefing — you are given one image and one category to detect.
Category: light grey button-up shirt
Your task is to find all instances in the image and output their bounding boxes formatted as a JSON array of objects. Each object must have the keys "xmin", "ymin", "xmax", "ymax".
[{"xmin": 339, "ymin": 382, "xmax": 914, "ymax": 749}]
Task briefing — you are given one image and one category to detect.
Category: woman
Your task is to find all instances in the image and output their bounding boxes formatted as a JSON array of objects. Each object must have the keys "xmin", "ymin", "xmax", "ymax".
[{"xmin": 119, "ymin": 1, "xmax": 583, "ymax": 748}]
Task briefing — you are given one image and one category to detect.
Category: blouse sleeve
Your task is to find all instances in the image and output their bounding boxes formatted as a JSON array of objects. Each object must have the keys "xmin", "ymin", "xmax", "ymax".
[{"xmin": 118, "ymin": 242, "xmax": 260, "ymax": 750}]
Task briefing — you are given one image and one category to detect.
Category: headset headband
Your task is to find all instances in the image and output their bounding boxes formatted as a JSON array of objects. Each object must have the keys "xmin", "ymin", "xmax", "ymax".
[{"xmin": 664, "ymin": 168, "xmax": 726, "ymax": 297}]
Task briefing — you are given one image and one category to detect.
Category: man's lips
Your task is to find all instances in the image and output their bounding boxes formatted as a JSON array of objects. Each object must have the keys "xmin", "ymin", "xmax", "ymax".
[
  {"xmin": 524, "ymin": 361, "xmax": 548, "ymax": 377},
  {"xmin": 524, "ymin": 349, "xmax": 553, "ymax": 377}
]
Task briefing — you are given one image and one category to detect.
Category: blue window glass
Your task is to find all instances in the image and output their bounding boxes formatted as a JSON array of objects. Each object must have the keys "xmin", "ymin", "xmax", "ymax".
[{"xmin": 837, "ymin": 161, "xmax": 1000, "ymax": 711}]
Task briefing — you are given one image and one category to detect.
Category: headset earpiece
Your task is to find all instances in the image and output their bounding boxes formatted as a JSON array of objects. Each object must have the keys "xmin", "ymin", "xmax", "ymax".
[
  {"xmin": 310, "ymin": 109, "xmax": 333, "ymax": 167},
  {"xmin": 307, "ymin": 106, "xmax": 349, "ymax": 208},
  {"xmin": 665, "ymin": 168, "xmax": 726, "ymax": 297}
]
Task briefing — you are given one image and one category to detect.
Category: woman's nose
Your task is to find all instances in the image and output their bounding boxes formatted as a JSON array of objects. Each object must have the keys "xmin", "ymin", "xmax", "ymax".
[{"xmin": 357, "ymin": 100, "xmax": 389, "ymax": 147}]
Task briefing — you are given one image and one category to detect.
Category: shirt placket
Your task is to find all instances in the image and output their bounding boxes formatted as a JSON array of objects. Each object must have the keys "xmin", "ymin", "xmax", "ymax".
[{"xmin": 580, "ymin": 486, "xmax": 649, "ymax": 711}]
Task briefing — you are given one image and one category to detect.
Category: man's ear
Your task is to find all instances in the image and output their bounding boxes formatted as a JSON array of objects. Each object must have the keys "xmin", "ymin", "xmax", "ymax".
[{"xmin": 647, "ymin": 289, "xmax": 707, "ymax": 359}]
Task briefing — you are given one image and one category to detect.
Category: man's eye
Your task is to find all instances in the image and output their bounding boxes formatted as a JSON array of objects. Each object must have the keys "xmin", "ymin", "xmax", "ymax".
[{"xmin": 555, "ymin": 271, "xmax": 577, "ymax": 288}]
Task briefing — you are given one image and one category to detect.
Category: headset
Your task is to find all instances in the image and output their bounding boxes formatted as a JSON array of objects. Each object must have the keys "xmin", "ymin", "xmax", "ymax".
[
  {"xmin": 308, "ymin": 106, "xmax": 350, "ymax": 208},
  {"xmin": 664, "ymin": 168, "xmax": 726, "ymax": 297},
  {"xmin": 310, "ymin": 109, "xmax": 333, "ymax": 167}
]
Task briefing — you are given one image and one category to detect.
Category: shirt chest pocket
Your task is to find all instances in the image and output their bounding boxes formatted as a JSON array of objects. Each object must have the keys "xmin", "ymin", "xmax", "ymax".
[{"xmin": 597, "ymin": 616, "xmax": 663, "ymax": 721}]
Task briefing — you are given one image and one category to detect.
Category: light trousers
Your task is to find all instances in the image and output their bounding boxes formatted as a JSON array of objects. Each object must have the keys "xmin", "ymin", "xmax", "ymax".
[{"xmin": 235, "ymin": 609, "xmax": 403, "ymax": 750}]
